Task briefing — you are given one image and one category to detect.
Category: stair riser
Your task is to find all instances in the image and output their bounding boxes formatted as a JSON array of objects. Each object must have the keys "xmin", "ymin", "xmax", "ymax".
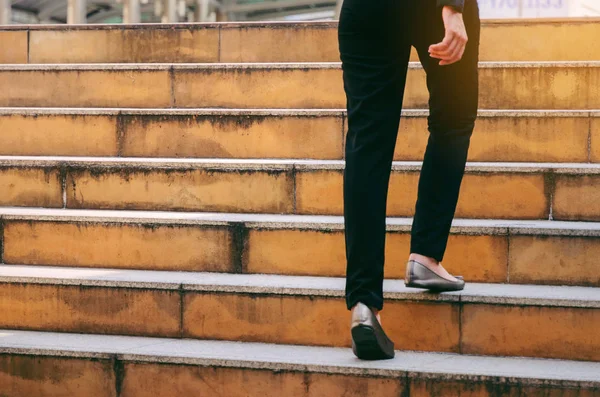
[
  {"xmin": 0, "ymin": 114, "xmax": 120, "ymax": 157},
  {"xmin": 2, "ymin": 220, "xmax": 600, "ymax": 287},
  {"xmin": 1, "ymin": 282, "xmax": 598, "ymax": 361},
  {"xmin": 3, "ymin": 221, "xmax": 235, "ymax": 273},
  {"xmin": 121, "ymin": 364, "xmax": 403, "ymax": 397},
  {"xmin": 407, "ymin": 382, "xmax": 600, "ymax": 397},
  {"xmin": 184, "ymin": 293, "xmax": 600, "ymax": 362},
  {"xmin": 0, "ymin": 69, "xmax": 172, "ymax": 109},
  {"xmin": 3, "ymin": 355, "xmax": 595, "ymax": 397},
  {"xmin": 0, "ymin": 284, "xmax": 181, "ymax": 337},
  {"xmin": 3, "ymin": 21, "xmax": 600, "ymax": 63},
  {"xmin": 1, "ymin": 65, "xmax": 599, "ymax": 109},
  {"xmin": 0, "ymin": 112, "xmax": 596, "ymax": 163},
  {"xmin": 4, "ymin": 165, "xmax": 600, "ymax": 221},
  {"xmin": 0, "ymin": 168, "xmax": 63, "ymax": 208},
  {"xmin": 295, "ymin": 170, "xmax": 552, "ymax": 219},
  {"xmin": 0, "ymin": 355, "xmax": 116, "ymax": 397},
  {"xmin": 0, "ymin": 32, "xmax": 28, "ymax": 63}
]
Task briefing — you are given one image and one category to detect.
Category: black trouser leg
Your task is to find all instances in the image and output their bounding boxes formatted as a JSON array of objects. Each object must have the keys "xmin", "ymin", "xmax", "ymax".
[
  {"xmin": 410, "ymin": 0, "xmax": 480, "ymax": 261},
  {"xmin": 339, "ymin": 0, "xmax": 411, "ymax": 311},
  {"xmin": 341, "ymin": 0, "xmax": 480, "ymax": 310}
]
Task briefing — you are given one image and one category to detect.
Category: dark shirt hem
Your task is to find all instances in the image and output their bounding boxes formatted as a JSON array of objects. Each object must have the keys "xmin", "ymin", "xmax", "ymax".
[{"xmin": 437, "ymin": 0, "xmax": 464, "ymax": 12}]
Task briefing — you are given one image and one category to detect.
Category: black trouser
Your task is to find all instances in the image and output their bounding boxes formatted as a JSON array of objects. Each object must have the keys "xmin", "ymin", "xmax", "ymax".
[{"xmin": 340, "ymin": 0, "xmax": 480, "ymax": 311}]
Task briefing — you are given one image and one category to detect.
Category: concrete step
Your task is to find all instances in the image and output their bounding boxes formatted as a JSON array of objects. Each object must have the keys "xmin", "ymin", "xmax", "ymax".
[
  {"xmin": 1, "ymin": 62, "xmax": 599, "ymax": 109},
  {"xmin": 0, "ymin": 108, "xmax": 598, "ymax": 163},
  {"xmin": 2, "ymin": 330, "xmax": 599, "ymax": 397},
  {"xmin": 0, "ymin": 265, "xmax": 599, "ymax": 361},
  {"xmin": 1, "ymin": 156, "xmax": 599, "ymax": 221},
  {"xmin": 2, "ymin": 20, "xmax": 600, "ymax": 64},
  {"xmin": 0, "ymin": 208, "xmax": 599, "ymax": 287}
]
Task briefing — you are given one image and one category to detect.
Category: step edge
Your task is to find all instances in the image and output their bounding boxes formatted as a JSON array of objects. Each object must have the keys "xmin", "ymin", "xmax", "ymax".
[
  {"xmin": 2, "ymin": 61, "xmax": 600, "ymax": 71},
  {"xmin": 0, "ymin": 108, "xmax": 593, "ymax": 118},
  {"xmin": 1, "ymin": 156, "xmax": 600, "ymax": 174},
  {"xmin": 2, "ymin": 18, "xmax": 600, "ymax": 31},
  {"xmin": 1, "ymin": 209, "xmax": 599, "ymax": 236}
]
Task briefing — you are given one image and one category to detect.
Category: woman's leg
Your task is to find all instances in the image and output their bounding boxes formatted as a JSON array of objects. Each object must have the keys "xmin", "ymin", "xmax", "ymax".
[
  {"xmin": 409, "ymin": 0, "xmax": 480, "ymax": 266},
  {"xmin": 339, "ymin": 0, "xmax": 412, "ymax": 311}
]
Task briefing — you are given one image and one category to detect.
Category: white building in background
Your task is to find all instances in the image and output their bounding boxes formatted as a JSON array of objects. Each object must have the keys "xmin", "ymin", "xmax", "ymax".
[
  {"xmin": 2, "ymin": 0, "xmax": 600, "ymax": 24},
  {"xmin": 478, "ymin": 0, "xmax": 600, "ymax": 18},
  {"xmin": 569, "ymin": 0, "xmax": 600, "ymax": 16}
]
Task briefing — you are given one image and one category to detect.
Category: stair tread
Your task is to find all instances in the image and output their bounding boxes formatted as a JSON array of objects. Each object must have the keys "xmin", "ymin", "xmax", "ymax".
[
  {"xmin": 1, "ymin": 207, "xmax": 599, "ymax": 235},
  {"xmin": 2, "ymin": 61, "xmax": 600, "ymax": 70},
  {"xmin": 0, "ymin": 18, "xmax": 598, "ymax": 31},
  {"xmin": 0, "ymin": 107, "xmax": 596, "ymax": 117},
  {"xmin": 1, "ymin": 264, "xmax": 599, "ymax": 307},
  {"xmin": 1, "ymin": 155, "xmax": 600, "ymax": 174},
  {"xmin": 0, "ymin": 19, "xmax": 598, "ymax": 31},
  {"xmin": 1, "ymin": 329, "xmax": 598, "ymax": 384}
]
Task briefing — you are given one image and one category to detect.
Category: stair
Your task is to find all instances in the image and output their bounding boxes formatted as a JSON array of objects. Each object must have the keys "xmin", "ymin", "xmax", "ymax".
[
  {"xmin": 2, "ymin": 62, "xmax": 600, "ymax": 109},
  {"xmin": 1, "ymin": 108, "xmax": 597, "ymax": 162},
  {"xmin": 4, "ymin": 157, "xmax": 600, "ymax": 219},
  {"xmin": 1, "ymin": 20, "xmax": 600, "ymax": 396},
  {"xmin": 2, "ymin": 330, "xmax": 599, "ymax": 397},
  {"xmin": 2, "ymin": 20, "xmax": 600, "ymax": 63},
  {"xmin": 1, "ymin": 208, "xmax": 600, "ymax": 285},
  {"xmin": 1, "ymin": 264, "xmax": 600, "ymax": 361}
]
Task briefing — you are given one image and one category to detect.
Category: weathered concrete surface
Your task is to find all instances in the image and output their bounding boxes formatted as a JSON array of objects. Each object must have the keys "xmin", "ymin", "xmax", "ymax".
[
  {"xmin": 1, "ymin": 109, "xmax": 594, "ymax": 162},
  {"xmin": 0, "ymin": 329, "xmax": 599, "ymax": 397},
  {"xmin": 0, "ymin": 266, "xmax": 599, "ymax": 360},
  {"xmin": 3, "ymin": 20, "xmax": 600, "ymax": 63},
  {"xmin": 0, "ymin": 208, "xmax": 599, "ymax": 286},
  {"xmin": 1, "ymin": 63, "xmax": 599, "ymax": 109}
]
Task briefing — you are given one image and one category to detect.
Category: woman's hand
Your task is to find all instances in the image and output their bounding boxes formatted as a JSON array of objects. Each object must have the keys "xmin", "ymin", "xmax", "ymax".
[{"xmin": 428, "ymin": 6, "xmax": 468, "ymax": 66}]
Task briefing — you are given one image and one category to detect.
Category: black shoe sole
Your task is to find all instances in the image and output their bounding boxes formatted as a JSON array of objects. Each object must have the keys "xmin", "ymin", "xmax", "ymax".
[{"xmin": 351, "ymin": 324, "xmax": 395, "ymax": 360}]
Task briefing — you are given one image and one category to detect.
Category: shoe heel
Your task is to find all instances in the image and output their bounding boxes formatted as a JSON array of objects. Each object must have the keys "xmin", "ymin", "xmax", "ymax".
[{"xmin": 351, "ymin": 325, "xmax": 395, "ymax": 360}]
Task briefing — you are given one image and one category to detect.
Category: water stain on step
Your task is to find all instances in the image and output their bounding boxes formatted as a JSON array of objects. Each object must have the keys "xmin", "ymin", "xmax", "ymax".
[{"xmin": 0, "ymin": 355, "xmax": 86, "ymax": 383}]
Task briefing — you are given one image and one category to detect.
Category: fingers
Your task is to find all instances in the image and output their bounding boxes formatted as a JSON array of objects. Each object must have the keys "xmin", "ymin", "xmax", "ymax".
[
  {"xmin": 429, "ymin": 29, "xmax": 468, "ymax": 66},
  {"xmin": 443, "ymin": 44, "xmax": 466, "ymax": 66},
  {"xmin": 438, "ymin": 40, "xmax": 463, "ymax": 66},
  {"xmin": 428, "ymin": 34, "xmax": 452, "ymax": 54},
  {"xmin": 430, "ymin": 38, "xmax": 459, "ymax": 60}
]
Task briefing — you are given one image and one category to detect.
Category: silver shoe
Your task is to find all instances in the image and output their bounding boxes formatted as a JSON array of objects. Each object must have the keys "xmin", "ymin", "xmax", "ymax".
[
  {"xmin": 405, "ymin": 260, "xmax": 465, "ymax": 292},
  {"xmin": 351, "ymin": 302, "xmax": 395, "ymax": 360}
]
